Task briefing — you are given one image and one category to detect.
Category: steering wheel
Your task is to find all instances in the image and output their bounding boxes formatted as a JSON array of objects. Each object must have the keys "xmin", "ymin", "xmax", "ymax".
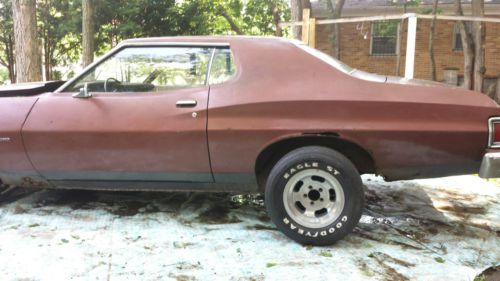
[{"xmin": 104, "ymin": 77, "xmax": 122, "ymax": 92}]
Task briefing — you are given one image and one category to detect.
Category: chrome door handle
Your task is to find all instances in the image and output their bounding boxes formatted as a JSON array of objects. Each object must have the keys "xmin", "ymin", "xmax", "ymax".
[{"xmin": 176, "ymin": 100, "xmax": 197, "ymax": 107}]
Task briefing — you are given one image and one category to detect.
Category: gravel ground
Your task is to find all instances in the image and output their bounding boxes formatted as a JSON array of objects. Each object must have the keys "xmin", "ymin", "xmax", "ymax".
[{"xmin": 0, "ymin": 175, "xmax": 499, "ymax": 281}]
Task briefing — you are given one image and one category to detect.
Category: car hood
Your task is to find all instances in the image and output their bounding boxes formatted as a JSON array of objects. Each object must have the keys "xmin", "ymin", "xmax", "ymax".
[{"xmin": 0, "ymin": 81, "xmax": 65, "ymax": 97}]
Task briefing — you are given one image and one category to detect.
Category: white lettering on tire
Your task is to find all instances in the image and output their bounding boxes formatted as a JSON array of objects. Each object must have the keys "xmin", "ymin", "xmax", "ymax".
[
  {"xmin": 282, "ymin": 162, "xmax": 320, "ymax": 179},
  {"xmin": 283, "ymin": 216, "xmax": 348, "ymax": 237}
]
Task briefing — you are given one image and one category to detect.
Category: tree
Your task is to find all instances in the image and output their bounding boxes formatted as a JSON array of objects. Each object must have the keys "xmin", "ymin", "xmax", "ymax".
[
  {"xmin": 38, "ymin": 0, "xmax": 81, "ymax": 81},
  {"xmin": 82, "ymin": 0, "xmax": 95, "ymax": 67},
  {"xmin": 13, "ymin": 0, "xmax": 42, "ymax": 83},
  {"xmin": 429, "ymin": 0, "xmax": 439, "ymax": 81},
  {"xmin": 243, "ymin": 0, "xmax": 290, "ymax": 35},
  {"xmin": 472, "ymin": 0, "xmax": 485, "ymax": 93},
  {"xmin": 291, "ymin": 0, "xmax": 311, "ymax": 40},
  {"xmin": 270, "ymin": 0, "xmax": 283, "ymax": 36},
  {"xmin": 326, "ymin": 0, "xmax": 345, "ymax": 59},
  {"xmin": 90, "ymin": 0, "xmax": 289, "ymax": 44},
  {"xmin": 0, "ymin": 0, "xmax": 15, "ymax": 83},
  {"xmin": 455, "ymin": 0, "xmax": 475, "ymax": 90},
  {"xmin": 3, "ymin": 0, "xmax": 290, "ymax": 83}
]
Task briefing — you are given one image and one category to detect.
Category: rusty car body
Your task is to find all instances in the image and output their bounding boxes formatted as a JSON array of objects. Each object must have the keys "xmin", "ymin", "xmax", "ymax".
[{"xmin": 1, "ymin": 36, "xmax": 499, "ymax": 245}]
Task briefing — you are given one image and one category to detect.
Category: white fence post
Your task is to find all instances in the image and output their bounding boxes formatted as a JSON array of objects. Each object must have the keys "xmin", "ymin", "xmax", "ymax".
[{"xmin": 405, "ymin": 13, "xmax": 418, "ymax": 80}]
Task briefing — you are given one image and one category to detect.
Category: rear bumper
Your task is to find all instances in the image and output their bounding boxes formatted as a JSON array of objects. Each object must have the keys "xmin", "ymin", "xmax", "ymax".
[{"xmin": 479, "ymin": 152, "xmax": 500, "ymax": 178}]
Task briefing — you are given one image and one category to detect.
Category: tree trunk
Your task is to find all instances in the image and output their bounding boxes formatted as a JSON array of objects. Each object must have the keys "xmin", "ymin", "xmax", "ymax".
[
  {"xmin": 82, "ymin": 0, "xmax": 95, "ymax": 67},
  {"xmin": 455, "ymin": 0, "xmax": 474, "ymax": 90},
  {"xmin": 218, "ymin": 6, "xmax": 243, "ymax": 35},
  {"xmin": 44, "ymin": 37, "xmax": 50, "ymax": 80},
  {"xmin": 291, "ymin": 0, "xmax": 301, "ymax": 39},
  {"xmin": 395, "ymin": 4, "xmax": 408, "ymax": 76},
  {"xmin": 270, "ymin": 0, "xmax": 282, "ymax": 37},
  {"xmin": 42, "ymin": 28, "xmax": 53, "ymax": 81},
  {"xmin": 496, "ymin": 78, "xmax": 500, "ymax": 103},
  {"xmin": 429, "ymin": 0, "xmax": 439, "ymax": 81},
  {"xmin": 330, "ymin": 0, "xmax": 345, "ymax": 59},
  {"xmin": 291, "ymin": 0, "xmax": 311, "ymax": 40},
  {"xmin": 13, "ymin": 0, "xmax": 42, "ymax": 83},
  {"xmin": 6, "ymin": 35, "xmax": 15, "ymax": 82},
  {"xmin": 472, "ymin": 0, "xmax": 485, "ymax": 93}
]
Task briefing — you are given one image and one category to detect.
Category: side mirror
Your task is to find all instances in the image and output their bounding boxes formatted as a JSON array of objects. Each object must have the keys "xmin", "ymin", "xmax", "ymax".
[{"xmin": 72, "ymin": 83, "xmax": 92, "ymax": 98}]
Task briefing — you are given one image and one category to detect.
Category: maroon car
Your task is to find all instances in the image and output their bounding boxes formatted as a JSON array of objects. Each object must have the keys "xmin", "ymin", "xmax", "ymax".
[{"xmin": 1, "ymin": 36, "xmax": 499, "ymax": 245}]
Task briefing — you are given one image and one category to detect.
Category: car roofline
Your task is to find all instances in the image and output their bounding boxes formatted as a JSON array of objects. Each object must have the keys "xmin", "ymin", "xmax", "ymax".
[{"xmin": 117, "ymin": 42, "xmax": 231, "ymax": 47}]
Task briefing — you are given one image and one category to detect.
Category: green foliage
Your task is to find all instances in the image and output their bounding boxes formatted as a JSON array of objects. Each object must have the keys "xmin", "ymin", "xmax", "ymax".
[
  {"xmin": 389, "ymin": 0, "xmax": 443, "ymax": 14},
  {"xmin": 0, "ymin": 0, "xmax": 14, "ymax": 82},
  {"xmin": 434, "ymin": 257, "xmax": 445, "ymax": 263},
  {"xmin": 244, "ymin": 0, "xmax": 290, "ymax": 35},
  {"xmin": 0, "ymin": 0, "xmax": 291, "ymax": 81},
  {"xmin": 266, "ymin": 262, "xmax": 277, "ymax": 268},
  {"xmin": 373, "ymin": 21, "xmax": 399, "ymax": 37},
  {"xmin": 91, "ymin": 0, "xmax": 290, "ymax": 54},
  {"xmin": 319, "ymin": 250, "xmax": 333, "ymax": 257},
  {"xmin": 37, "ymin": 0, "xmax": 82, "ymax": 69},
  {"xmin": 473, "ymin": 275, "xmax": 486, "ymax": 281},
  {"xmin": 390, "ymin": 0, "xmax": 420, "ymax": 9},
  {"xmin": 0, "ymin": 67, "xmax": 9, "ymax": 84}
]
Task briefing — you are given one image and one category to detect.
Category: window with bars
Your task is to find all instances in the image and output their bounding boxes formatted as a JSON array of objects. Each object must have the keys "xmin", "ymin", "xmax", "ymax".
[{"xmin": 370, "ymin": 21, "xmax": 400, "ymax": 56}]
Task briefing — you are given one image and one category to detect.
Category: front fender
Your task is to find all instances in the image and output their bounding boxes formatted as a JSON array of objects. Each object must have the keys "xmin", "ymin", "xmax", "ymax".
[{"xmin": 0, "ymin": 97, "xmax": 49, "ymax": 187}]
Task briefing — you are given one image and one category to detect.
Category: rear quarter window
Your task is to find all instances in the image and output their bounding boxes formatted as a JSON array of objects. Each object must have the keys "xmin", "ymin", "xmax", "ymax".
[{"xmin": 209, "ymin": 48, "xmax": 236, "ymax": 85}]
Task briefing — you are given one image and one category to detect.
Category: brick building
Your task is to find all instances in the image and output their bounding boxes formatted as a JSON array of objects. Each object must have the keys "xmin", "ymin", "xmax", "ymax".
[{"xmin": 311, "ymin": 0, "xmax": 500, "ymax": 83}]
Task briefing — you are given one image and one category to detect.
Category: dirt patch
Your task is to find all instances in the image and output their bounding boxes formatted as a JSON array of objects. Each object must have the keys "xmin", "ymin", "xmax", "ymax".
[
  {"xmin": 436, "ymin": 203, "xmax": 486, "ymax": 215},
  {"xmin": 196, "ymin": 204, "xmax": 242, "ymax": 224},
  {"xmin": 356, "ymin": 259, "xmax": 376, "ymax": 278},
  {"xmin": 475, "ymin": 265, "xmax": 500, "ymax": 281},
  {"xmin": 34, "ymin": 190, "xmax": 100, "ymax": 209},
  {"xmin": 371, "ymin": 252, "xmax": 415, "ymax": 268},
  {"xmin": 0, "ymin": 185, "xmax": 36, "ymax": 206},
  {"xmin": 245, "ymin": 224, "xmax": 277, "ymax": 231},
  {"xmin": 369, "ymin": 252, "xmax": 410, "ymax": 281}
]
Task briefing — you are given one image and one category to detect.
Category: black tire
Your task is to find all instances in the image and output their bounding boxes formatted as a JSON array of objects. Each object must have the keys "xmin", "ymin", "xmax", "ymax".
[{"xmin": 265, "ymin": 146, "xmax": 364, "ymax": 246}]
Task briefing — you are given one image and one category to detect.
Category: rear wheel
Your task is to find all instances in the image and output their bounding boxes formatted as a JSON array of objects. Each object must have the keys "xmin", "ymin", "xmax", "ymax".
[{"xmin": 265, "ymin": 146, "xmax": 364, "ymax": 246}]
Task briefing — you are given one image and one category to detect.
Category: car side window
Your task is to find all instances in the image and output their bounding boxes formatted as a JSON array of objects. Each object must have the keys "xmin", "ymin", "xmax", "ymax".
[
  {"xmin": 64, "ymin": 47, "xmax": 212, "ymax": 93},
  {"xmin": 209, "ymin": 48, "xmax": 236, "ymax": 85}
]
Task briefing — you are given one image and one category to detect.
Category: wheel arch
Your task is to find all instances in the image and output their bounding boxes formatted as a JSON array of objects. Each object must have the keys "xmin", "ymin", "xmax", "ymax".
[{"xmin": 254, "ymin": 134, "xmax": 376, "ymax": 191}]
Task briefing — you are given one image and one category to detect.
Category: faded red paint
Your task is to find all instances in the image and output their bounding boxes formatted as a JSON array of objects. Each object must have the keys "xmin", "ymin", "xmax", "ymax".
[
  {"xmin": 0, "ymin": 36, "xmax": 498, "ymax": 189},
  {"xmin": 23, "ymin": 87, "xmax": 212, "ymax": 182},
  {"xmin": 0, "ymin": 97, "xmax": 38, "ymax": 171}
]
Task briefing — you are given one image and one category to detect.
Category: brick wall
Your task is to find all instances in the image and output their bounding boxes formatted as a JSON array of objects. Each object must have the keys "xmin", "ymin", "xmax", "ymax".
[{"xmin": 315, "ymin": 19, "xmax": 500, "ymax": 82}]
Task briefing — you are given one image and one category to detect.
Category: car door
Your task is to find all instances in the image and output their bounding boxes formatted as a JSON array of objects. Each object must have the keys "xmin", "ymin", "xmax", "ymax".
[{"xmin": 23, "ymin": 45, "xmax": 214, "ymax": 185}]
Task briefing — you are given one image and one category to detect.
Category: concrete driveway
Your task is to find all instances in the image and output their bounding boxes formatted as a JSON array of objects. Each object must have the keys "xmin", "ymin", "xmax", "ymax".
[{"xmin": 0, "ymin": 175, "xmax": 499, "ymax": 281}]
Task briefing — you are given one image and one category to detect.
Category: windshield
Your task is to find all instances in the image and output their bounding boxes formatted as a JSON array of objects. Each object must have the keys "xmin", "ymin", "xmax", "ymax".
[{"xmin": 294, "ymin": 42, "xmax": 355, "ymax": 75}]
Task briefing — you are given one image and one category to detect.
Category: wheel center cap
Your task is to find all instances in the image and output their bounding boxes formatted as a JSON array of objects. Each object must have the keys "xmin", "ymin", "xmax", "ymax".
[{"xmin": 308, "ymin": 189, "xmax": 321, "ymax": 201}]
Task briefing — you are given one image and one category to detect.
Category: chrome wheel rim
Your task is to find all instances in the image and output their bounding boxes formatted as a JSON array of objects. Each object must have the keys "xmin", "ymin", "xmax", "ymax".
[{"xmin": 283, "ymin": 169, "xmax": 345, "ymax": 229}]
